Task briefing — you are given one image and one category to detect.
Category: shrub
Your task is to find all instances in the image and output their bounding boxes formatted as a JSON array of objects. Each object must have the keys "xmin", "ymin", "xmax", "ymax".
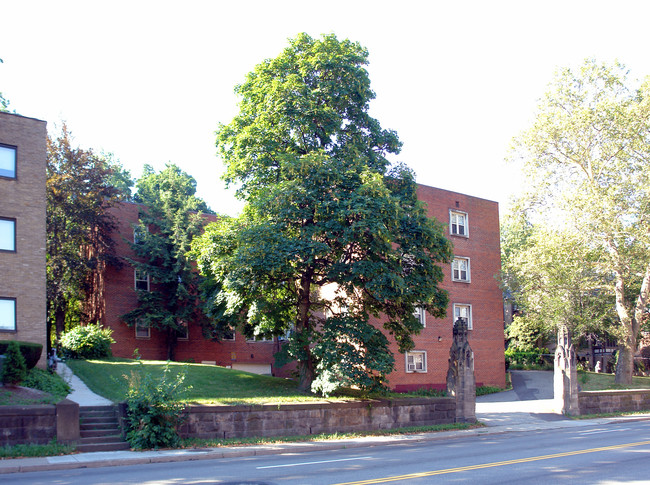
[
  {"xmin": 59, "ymin": 325, "xmax": 115, "ymax": 359},
  {"xmin": 124, "ymin": 363, "xmax": 189, "ymax": 449},
  {"xmin": 22, "ymin": 368, "xmax": 70, "ymax": 400},
  {"xmin": 505, "ymin": 347, "xmax": 552, "ymax": 370},
  {"xmin": 1, "ymin": 340, "xmax": 27, "ymax": 385},
  {"xmin": 0, "ymin": 341, "xmax": 42, "ymax": 369}
]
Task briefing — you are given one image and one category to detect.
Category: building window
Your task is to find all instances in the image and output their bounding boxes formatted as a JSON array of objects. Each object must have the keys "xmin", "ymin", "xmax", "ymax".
[
  {"xmin": 135, "ymin": 320, "xmax": 150, "ymax": 339},
  {"xmin": 0, "ymin": 144, "xmax": 16, "ymax": 179},
  {"xmin": 453, "ymin": 303, "xmax": 473, "ymax": 330},
  {"xmin": 413, "ymin": 307, "xmax": 426, "ymax": 327},
  {"xmin": 406, "ymin": 351, "xmax": 427, "ymax": 373},
  {"xmin": 450, "ymin": 210, "xmax": 468, "ymax": 237},
  {"xmin": 134, "ymin": 270, "xmax": 150, "ymax": 291},
  {"xmin": 177, "ymin": 320, "xmax": 189, "ymax": 340},
  {"xmin": 0, "ymin": 297, "xmax": 17, "ymax": 331},
  {"xmin": 0, "ymin": 218, "xmax": 16, "ymax": 251},
  {"xmin": 452, "ymin": 257, "xmax": 471, "ymax": 283},
  {"xmin": 133, "ymin": 225, "xmax": 148, "ymax": 244}
]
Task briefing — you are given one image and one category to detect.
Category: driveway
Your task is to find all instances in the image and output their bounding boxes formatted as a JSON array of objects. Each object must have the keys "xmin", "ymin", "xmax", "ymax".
[{"xmin": 476, "ymin": 370, "xmax": 568, "ymax": 427}]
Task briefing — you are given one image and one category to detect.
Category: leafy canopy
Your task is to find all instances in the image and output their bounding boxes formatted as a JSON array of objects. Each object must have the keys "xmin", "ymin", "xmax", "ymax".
[
  {"xmin": 122, "ymin": 164, "xmax": 212, "ymax": 360},
  {"xmin": 509, "ymin": 59, "xmax": 650, "ymax": 384},
  {"xmin": 197, "ymin": 34, "xmax": 451, "ymax": 394}
]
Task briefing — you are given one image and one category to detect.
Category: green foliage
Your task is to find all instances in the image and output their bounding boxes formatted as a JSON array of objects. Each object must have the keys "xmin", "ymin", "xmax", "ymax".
[
  {"xmin": 59, "ymin": 324, "xmax": 115, "ymax": 359},
  {"xmin": 21, "ymin": 367, "xmax": 71, "ymax": 400},
  {"xmin": 1, "ymin": 340, "xmax": 27, "ymax": 385},
  {"xmin": 0, "ymin": 440, "xmax": 75, "ymax": 459},
  {"xmin": 0, "ymin": 340, "xmax": 42, "ymax": 369},
  {"xmin": 198, "ymin": 34, "xmax": 451, "ymax": 394},
  {"xmin": 476, "ymin": 386, "xmax": 504, "ymax": 396},
  {"xmin": 124, "ymin": 362, "xmax": 189, "ymax": 449},
  {"xmin": 122, "ymin": 164, "xmax": 211, "ymax": 360},
  {"xmin": 504, "ymin": 347, "xmax": 552, "ymax": 370},
  {"xmin": 47, "ymin": 124, "xmax": 131, "ymax": 341},
  {"xmin": 508, "ymin": 59, "xmax": 650, "ymax": 384}
]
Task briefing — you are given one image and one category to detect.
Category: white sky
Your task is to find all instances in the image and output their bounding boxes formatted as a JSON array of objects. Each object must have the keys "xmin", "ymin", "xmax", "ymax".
[{"xmin": 2, "ymin": 0, "xmax": 650, "ymax": 217}]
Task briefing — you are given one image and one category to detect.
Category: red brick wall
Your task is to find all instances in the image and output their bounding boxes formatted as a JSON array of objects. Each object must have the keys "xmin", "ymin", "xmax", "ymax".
[
  {"xmin": 386, "ymin": 185, "xmax": 505, "ymax": 390},
  {"xmin": 103, "ymin": 202, "xmax": 290, "ymax": 376},
  {"xmin": 103, "ymin": 182, "xmax": 505, "ymax": 389}
]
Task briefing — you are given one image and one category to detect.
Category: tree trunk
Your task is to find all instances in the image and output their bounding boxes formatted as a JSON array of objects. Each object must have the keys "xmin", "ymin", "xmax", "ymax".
[
  {"xmin": 296, "ymin": 270, "xmax": 315, "ymax": 393},
  {"xmin": 55, "ymin": 305, "xmax": 66, "ymax": 343},
  {"xmin": 615, "ymin": 340, "xmax": 635, "ymax": 385},
  {"xmin": 167, "ymin": 328, "xmax": 177, "ymax": 361}
]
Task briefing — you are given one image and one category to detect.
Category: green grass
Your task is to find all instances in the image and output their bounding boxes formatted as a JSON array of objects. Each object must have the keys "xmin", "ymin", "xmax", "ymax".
[
  {"xmin": 0, "ymin": 368, "xmax": 70, "ymax": 405},
  {"xmin": 578, "ymin": 371, "xmax": 650, "ymax": 391},
  {"xmin": 66, "ymin": 358, "xmax": 368, "ymax": 405},
  {"xmin": 0, "ymin": 440, "xmax": 76, "ymax": 459}
]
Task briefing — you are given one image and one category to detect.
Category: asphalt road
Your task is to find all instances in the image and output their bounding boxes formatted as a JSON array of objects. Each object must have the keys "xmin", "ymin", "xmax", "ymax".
[{"xmin": 10, "ymin": 418, "xmax": 650, "ymax": 485}]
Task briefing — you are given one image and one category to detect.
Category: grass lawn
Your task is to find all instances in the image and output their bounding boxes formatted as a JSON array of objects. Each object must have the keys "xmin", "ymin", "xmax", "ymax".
[
  {"xmin": 578, "ymin": 371, "xmax": 650, "ymax": 391},
  {"xmin": 66, "ymin": 358, "xmax": 364, "ymax": 405}
]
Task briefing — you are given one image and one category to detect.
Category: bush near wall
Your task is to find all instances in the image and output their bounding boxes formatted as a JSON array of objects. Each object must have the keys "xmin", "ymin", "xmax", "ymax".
[
  {"xmin": 0, "ymin": 341, "xmax": 42, "ymax": 370},
  {"xmin": 505, "ymin": 348, "xmax": 552, "ymax": 370},
  {"xmin": 59, "ymin": 325, "xmax": 115, "ymax": 359}
]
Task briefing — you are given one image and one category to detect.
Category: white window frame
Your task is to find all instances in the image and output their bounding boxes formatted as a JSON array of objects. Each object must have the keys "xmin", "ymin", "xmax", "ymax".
[
  {"xmin": 0, "ymin": 297, "xmax": 17, "ymax": 332},
  {"xmin": 405, "ymin": 351, "xmax": 427, "ymax": 373},
  {"xmin": 452, "ymin": 257, "xmax": 471, "ymax": 283},
  {"xmin": 413, "ymin": 307, "xmax": 426, "ymax": 328},
  {"xmin": 0, "ymin": 217, "xmax": 16, "ymax": 252},
  {"xmin": 133, "ymin": 224, "xmax": 148, "ymax": 244},
  {"xmin": 449, "ymin": 210, "xmax": 468, "ymax": 237},
  {"xmin": 453, "ymin": 303, "xmax": 473, "ymax": 330},
  {"xmin": 177, "ymin": 320, "xmax": 189, "ymax": 340},
  {"xmin": 0, "ymin": 144, "xmax": 17, "ymax": 179},
  {"xmin": 134, "ymin": 270, "xmax": 150, "ymax": 291},
  {"xmin": 135, "ymin": 320, "xmax": 150, "ymax": 339}
]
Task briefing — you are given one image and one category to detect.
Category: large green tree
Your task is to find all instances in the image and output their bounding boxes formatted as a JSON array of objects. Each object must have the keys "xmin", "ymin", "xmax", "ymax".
[
  {"xmin": 47, "ymin": 125, "xmax": 130, "ymax": 346},
  {"xmin": 195, "ymin": 33, "xmax": 451, "ymax": 394},
  {"xmin": 510, "ymin": 60, "xmax": 650, "ymax": 384},
  {"xmin": 122, "ymin": 164, "xmax": 212, "ymax": 360}
]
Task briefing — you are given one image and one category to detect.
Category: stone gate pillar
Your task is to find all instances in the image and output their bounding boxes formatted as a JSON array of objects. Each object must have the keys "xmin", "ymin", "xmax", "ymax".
[
  {"xmin": 446, "ymin": 317, "xmax": 476, "ymax": 423},
  {"xmin": 554, "ymin": 325, "xmax": 579, "ymax": 415}
]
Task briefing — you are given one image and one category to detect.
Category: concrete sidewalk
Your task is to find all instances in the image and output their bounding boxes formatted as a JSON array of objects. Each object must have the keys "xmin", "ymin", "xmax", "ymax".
[
  {"xmin": 56, "ymin": 362, "xmax": 113, "ymax": 406},
  {"xmin": 2, "ymin": 413, "xmax": 649, "ymax": 474}
]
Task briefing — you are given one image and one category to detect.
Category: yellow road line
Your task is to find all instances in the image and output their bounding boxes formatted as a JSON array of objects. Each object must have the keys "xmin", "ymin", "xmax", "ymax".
[{"xmin": 332, "ymin": 439, "xmax": 650, "ymax": 485}]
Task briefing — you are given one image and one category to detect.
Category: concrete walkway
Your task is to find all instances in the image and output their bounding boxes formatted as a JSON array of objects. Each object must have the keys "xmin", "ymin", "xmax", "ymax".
[{"xmin": 56, "ymin": 362, "xmax": 113, "ymax": 406}]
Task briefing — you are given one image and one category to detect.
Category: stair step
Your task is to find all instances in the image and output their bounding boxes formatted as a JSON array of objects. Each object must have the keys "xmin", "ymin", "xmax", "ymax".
[
  {"xmin": 80, "ymin": 405, "xmax": 115, "ymax": 412},
  {"xmin": 79, "ymin": 435, "xmax": 124, "ymax": 444},
  {"xmin": 80, "ymin": 411, "xmax": 115, "ymax": 419},
  {"xmin": 80, "ymin": 428, "xmax": 121, "ymax": 438},
  {"xmin": 76, "ymin": 442, "xmax": 131, "ymax": 453},
  {"xmin": 80, "ymin": 416, "xmax": 118, "ymax": 425},
  {"xmin": 81, "ymin": 422, "xmax": 120, "ymax": 431}
]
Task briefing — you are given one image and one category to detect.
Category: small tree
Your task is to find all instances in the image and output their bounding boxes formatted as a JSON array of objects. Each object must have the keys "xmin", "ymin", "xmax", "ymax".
[
  {"xmin": 122, "ymin": 164, "xmax": 212, "ymax": 360},
  {"xmin": 1, "ymin": 341, "xmax": 27, "ymax": 386}
]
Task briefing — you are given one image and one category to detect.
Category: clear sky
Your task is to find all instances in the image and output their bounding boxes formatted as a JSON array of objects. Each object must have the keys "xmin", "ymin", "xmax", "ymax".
[{"xmin": 2, "ymin": 0, "xmax": 650, "ymax": 217}]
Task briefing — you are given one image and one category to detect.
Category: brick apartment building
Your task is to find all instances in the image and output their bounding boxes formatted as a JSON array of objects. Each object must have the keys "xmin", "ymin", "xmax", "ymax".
[
  {"xmin": 102, "ymin": 184, "xmax": 505, "ymax": 389},
  {"xmin": 0, "ymin": 112, "xmax": 48, "ymax": 367}
]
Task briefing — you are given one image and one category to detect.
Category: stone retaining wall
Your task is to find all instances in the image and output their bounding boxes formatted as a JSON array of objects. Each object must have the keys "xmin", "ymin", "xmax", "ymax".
[
  {"xmin": 0, "ymin": 399, "xmax": 79, "ymax": 446},
  {"xmin": 179, "ymin": 397, "xmax": 455, "ymax": 440},
  {"xmin": 578, "ymin": 389, "xmax": 650, "ymax": 415}
]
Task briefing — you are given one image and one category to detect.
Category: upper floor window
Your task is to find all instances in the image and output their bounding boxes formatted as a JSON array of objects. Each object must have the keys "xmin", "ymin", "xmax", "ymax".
[
  {"xmin": 134, "ymin": 270, "xmax": 150, "ymax": 291},
  {"xmin": 453, "ymin": 303, "xmax": 473, "ymax": 330},
  {"xmin": 177, "ymin": 320, "xmax": 189, "ymax": 340},
  {"xmin": 406, "ymin": 351, "xmax": 427, "ymax": 373},
  {"xmin": 133, "ymin": 225, "xmax": 148, "ymax": 244},
  {"xmin": 0, "ymin": 297, "xmax": 17, "ymax": 331},
  {"xmin": 0, "ymin": 144, "xmax": 16, "ymax": 179},
  {"xmin": 452, "ymin": 257, "xmax": 471, "ymax": 283},
  {"xmin": 450, "ymin": 210, "xmax": 468, "ymax": 237},
  {"xmin": 0, "ymin": 218, "xmax": 16, "ymax": 251},
  {"xmin": 413, "ymin": 307, "xmax": 426, "ymax": 327}
]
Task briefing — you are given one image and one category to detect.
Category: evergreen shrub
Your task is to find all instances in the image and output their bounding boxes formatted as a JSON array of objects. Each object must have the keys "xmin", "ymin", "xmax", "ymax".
[
  {"xmin": 0, "ymin": 341, "xmax": 42, "ymax": 369},
  {"xmin": 59, "ymin": 325, "xmax": 115, "ymax": 359},
  {"xmin": 1, "ymin": 340, "xmax": 27, "ymax": 385}
]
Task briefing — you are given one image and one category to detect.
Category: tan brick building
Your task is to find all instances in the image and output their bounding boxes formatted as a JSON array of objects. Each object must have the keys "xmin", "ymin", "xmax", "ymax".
[
  {"xmin": 102, "ymin": 184, "xmax": 505, "ymax": 389},
  {"xmin": 0, "ymin": 112, "xmax": 48, "ymax": 367}
]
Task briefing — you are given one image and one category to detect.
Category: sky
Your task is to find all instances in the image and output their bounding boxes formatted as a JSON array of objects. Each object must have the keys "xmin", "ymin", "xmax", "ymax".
[{"xmin": 2, "ymin": 0, "xmax": 650, "ymax": 217}]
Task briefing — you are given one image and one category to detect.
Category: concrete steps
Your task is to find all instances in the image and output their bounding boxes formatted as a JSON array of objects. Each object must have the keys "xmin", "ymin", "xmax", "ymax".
[{"xmin": 78, "ymin": 405, "xmax": 130, "ymax": 452}]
